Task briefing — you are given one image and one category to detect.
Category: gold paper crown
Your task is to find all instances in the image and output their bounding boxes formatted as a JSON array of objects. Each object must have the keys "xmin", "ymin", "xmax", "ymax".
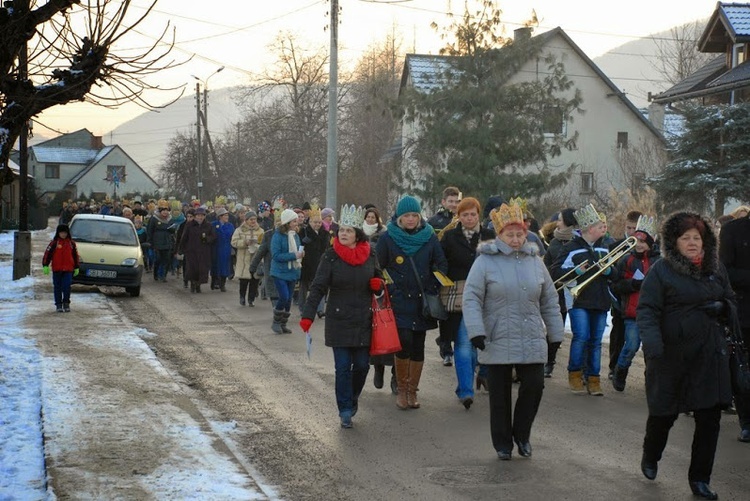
[
  {"xmin": 508, "ymin": 197, "xmax": 529, "ymax": 217},
  {"xmin": 339, "ymin": 204, "xmax": 366, "ymax": 229},
  {"xmin": 215, "ymin": 195, "xmax": 227, "ymax": 206},
  {"xmin": 635, "ymin": 215, "xmax": 657, "ymax": 239},
  {"xmin": 490, "ymin": 202, "xmax": 525, "ymax": 233},
  {"xmin": 574, "ymin": 203, "xmax": 605, "ymax": 228},
  {"xmin": 157, "ymin": 198, "xmax": 169, "ymax": 209},
  {"xmin": 308, "ymin": 203, "xmax": 321, "ymax": 220}
]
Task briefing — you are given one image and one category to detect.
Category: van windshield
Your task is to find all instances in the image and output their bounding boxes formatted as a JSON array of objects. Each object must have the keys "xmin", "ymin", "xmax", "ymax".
[{"xmin": 70, "ymin": 219, "xmax": 138, "ymax": 246}]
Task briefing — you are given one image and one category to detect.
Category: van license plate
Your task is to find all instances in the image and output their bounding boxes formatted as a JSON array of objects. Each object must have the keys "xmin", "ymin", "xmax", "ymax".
[{"xmin": 87, "ymin": 269, "xmax": 117, "ymax": 278}]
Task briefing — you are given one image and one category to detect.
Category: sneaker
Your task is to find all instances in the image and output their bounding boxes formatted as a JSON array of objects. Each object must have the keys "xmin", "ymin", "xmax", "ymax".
[
  {"xmin": 63, "ymin": 306, "xmax": 71, "ymax": 312},
  {"xmin": 248, "ymin": 301, "xmax": 255, "ymax": 307},
  {"xmin": 240, "ymin": 298, "xmax": 246, "ymax": 306},
  {"xmin": 56, "ymin": 306, "xmax": 64, "ymax": 313},
  {"xmin": 443, "ymin": 355, "xmax": 453, "ymax": 366}
]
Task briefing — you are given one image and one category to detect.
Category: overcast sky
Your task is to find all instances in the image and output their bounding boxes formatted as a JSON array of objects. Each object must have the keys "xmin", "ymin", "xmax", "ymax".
[{"xmin": 36, "ymin": 0, "xmax": 714, "ymax": 136}]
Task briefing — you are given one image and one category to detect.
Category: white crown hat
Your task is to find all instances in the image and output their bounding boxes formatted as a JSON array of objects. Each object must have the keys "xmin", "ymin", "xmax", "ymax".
[
  {"xmin": 635, "ymin": 215, "xmax": 657, "ymax": 240},
  {"xmin": 574, "ymin": 203, "xmax": 605, "ymax": 229},
  {"xmin": 339, "ymin": 204, "xmax": 366, "ymax": 229}
]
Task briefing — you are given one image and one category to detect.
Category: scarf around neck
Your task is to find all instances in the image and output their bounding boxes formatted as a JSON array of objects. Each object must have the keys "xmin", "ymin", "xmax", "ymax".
[
  {"xmin": 363, "ymin": 221, "xmax": 379, "ymax": 237},
  {"xmin": 553, "ymin": 226, "xmax": 574, "ymax": 242},
  {"xmin": 386, "ymin": 220, "xmax": 434, "ymax": 256},
  {"xmin": 333, "ymin": 238, "xmax": 371, "ymax": 265},
  {"xmin": 287, "ymin": 230, "xmax": 301, "ymax": 269}
]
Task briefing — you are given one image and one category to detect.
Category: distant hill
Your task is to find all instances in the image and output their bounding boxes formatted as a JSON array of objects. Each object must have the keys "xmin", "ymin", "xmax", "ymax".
[{"xmin": 104, "ymin": 86, "xmax": 243, "ymax": 177}]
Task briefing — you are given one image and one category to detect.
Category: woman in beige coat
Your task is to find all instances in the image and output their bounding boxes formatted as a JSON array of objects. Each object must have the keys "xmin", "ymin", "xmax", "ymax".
[
  {"xmin": 231, "ymin": 210, "xmax": 265, "ymax": 306},
  {"xmin": 463, "ymin": 201, "xmax": 564, "ymax": 461}
]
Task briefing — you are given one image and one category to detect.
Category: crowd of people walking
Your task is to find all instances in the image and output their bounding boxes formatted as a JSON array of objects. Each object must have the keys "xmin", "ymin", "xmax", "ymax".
[{"xmin": 54, "ymin": 191, "xmax": 750, "ymax": 500}]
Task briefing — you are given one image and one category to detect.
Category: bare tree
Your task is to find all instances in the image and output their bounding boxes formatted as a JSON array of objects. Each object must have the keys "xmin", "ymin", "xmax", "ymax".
[
  {"xmin": 1, "ymin": 0, "xmax": 181, "ymax": 183},
  {"xmin": 651, "ymin": 21, "xmax": 712, "ymax": 86},
  {"xmin": 338, "ymin": 34, "xmax": 402, "ymax": 209},
  {"xmin": 229, "ymin": 33, "xmax": 333, "ymax": 204}
]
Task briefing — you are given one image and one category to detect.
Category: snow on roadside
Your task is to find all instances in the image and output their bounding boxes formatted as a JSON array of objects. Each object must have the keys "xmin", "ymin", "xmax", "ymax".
[
  {"xmin": 0, "ymin": 231, "xmax": 50, "ymax": 499},
  {"xmin": 1, "ymin": 231, "xmax": 274, "ymax": 500}
]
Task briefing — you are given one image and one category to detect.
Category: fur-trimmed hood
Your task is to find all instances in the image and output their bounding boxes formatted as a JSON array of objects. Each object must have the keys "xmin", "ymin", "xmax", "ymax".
[
  {"xmin": 660, "ymin": 211, "xmax": 718, "ymax": 280},
  {"xmin": 477, "ymin": 238, "xmax": 539, "ymax": 257}
]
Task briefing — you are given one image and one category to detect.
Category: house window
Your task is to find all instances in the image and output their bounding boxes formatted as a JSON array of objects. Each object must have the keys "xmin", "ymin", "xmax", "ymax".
[
  {"xmin": 617, "ymin": 132, "xmax": 628, "ymax": 149},
  {"xmin": 734, "ymin": 44, "xmax": 746, "ymax": 67},
  {"xmin": 45, "ymin": 164, "xmax": 60, "ymax": 179},
  {"xmin": 581, "ymin": 172, "xmax": 594, "ymax": 194},
  {"xmin": 542, "ymin": 107, "xmax": 566, "ymax": 136}
]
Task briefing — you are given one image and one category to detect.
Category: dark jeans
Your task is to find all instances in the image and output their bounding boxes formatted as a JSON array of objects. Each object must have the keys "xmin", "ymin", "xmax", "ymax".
[
  {"xmin": 274, "ymin": 278, "xmax": 296, "ymax": 312},
  {"xmin": 609, "ymin": 309, "xmax": 625, "ymax": 372},
  {"xmin": 299, "ymin": 279, "xmax": 325, "ymax": 314},
  {"xmin": 643, "ymin": 406, "xmax": 721, "ymax": 483},
  {"xmin": 332, "ymin": 347, "xmax": 370, "ymax": 416},
  {"xmin": 734, "ymin": 326, "xmax": 750, "ymax": 430},
  {"xmin": 154, "ymin": 249, "xmax": 171, "ymax": 279},
  {"xmin": 487, "ymin": 363, "xmax": 545, "ymax": 452},
  {"xmin": 52, "ymin": 271, "xmax": 73, "ymax": 307},
  {"xmin": 239, "ymin": 277, "xmax": 260, "ymax": 302},
  {"xmin": 396, "ymin": 328, "xmax": 426, "ymax": 361}
]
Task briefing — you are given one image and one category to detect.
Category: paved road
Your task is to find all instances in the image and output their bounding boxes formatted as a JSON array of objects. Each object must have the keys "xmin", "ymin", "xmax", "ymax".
[{"xmin": 116, "ymin": 273, "xmax": 749, "ymax": 501}]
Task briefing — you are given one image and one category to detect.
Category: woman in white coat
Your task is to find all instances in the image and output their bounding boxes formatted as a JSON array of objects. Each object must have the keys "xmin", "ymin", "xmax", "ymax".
[{"xmin": 463, "ymin": 201, "xmax": 564, "ymax": 460}]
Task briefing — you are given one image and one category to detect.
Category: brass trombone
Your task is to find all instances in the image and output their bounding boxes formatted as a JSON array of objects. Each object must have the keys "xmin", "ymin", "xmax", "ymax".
[
  {"xmin": 569, "ymin": 236, "xmax": 638, "ymax": 299},
  {"xmin": 555, "ymin": 261, "xmax": 590, "ymax": 292}
]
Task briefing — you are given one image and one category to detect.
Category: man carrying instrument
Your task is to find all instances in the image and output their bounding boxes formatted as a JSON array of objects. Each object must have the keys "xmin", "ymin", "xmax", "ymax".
[{"xmin": 552, "ymin": 204, "xmax": 616, "ymax": 396}]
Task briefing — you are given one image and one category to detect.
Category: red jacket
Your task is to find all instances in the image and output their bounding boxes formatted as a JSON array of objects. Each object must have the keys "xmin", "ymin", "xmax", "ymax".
[{"xmin": 43, "ymin": 237, "xmax": 79, "ymax": 272}]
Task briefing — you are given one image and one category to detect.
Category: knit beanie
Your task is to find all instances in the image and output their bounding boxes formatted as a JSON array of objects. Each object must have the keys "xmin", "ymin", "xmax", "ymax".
[
  {"xmin": 280, "ymin": 208, "xmax": 298, "ymax": 225},
  {"xmin": 244, "ymin": 210, "xmax": 257, "ymax": 220},
  {"xmin": 321, "ymin": 207, "xmax": 335, "ymax": 219},
  {"xmin": 396, "ymin": 196, "xmax": 421, "ymax": 217}
]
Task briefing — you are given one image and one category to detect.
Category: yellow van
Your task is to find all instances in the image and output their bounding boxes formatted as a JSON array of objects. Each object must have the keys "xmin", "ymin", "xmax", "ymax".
[{"xmin": 69, "ymin": 214, "xmax": 144, "ymax": 297}]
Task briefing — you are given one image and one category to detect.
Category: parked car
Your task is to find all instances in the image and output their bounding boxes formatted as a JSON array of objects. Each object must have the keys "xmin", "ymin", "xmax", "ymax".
[{"xmin": 68, "ymin": 214, "xmax": 144, "ymax": 297}]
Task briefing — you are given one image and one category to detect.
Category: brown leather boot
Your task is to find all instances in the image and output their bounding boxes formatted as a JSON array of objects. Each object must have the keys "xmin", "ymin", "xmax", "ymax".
[
  {"xmin": 587, "ymin": 375, "xmax": 604, "ymax": 396},
  {"xmin": 407, "ymin": 360, "xmax": 424, "ymax": 409},
  {"xmin": 568, "ymin": 370, "xmax": 586, "ymax": 394},
  {"xmin": 394, "ymin": 357, "xmax": 410, "ymax": 410}
]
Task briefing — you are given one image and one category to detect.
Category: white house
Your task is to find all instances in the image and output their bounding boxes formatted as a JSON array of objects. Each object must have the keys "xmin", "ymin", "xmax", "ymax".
[
  {"xmin": 16, "ymin": 129, "xmax": 159, "ymax": 203},
  {"xmin": 399, "ymin": 27, "xmax": 666, "ymax": 210}
]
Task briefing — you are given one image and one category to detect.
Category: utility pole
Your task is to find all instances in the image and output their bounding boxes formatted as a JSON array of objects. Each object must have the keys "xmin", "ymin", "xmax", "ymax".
[
  {"xmin": 13, "ymin": 37, "xmax": 30, "ymax": 279},
  {"xmin": 195, "ymin": 82, "xmax": 203, "ymax": 202},
  {"xmin": 326, "ymin": 0, "xmax": 339, "ymax": 209}
]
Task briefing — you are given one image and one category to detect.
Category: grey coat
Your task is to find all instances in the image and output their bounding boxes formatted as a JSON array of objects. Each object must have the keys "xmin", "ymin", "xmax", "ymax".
[{"xmin": 463, "ymin": 239, "xmax": 564, "ymax": 365}]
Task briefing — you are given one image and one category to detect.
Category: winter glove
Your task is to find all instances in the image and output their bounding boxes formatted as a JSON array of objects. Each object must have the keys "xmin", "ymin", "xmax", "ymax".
[
  {"xmin": 369, "ymin": 277, "xmax": 385, "ymax": 292},
  {"xmin": 43, "ymin": 266, "xmax": 50, "ymax": 275},
  {"xmin": 631, "ymin": 279, "xmax": 642, "ymax": 291},
  {"xmin": 471, "ymin": 336, "xmax": 486, "ymax": 351},
  {"xmin": 73, "ymin": 268, "xmax": 80, "ymax": 277},
  {"xmin": 299, "ymin": 318, "xmax": 313, "ymax": 332}
]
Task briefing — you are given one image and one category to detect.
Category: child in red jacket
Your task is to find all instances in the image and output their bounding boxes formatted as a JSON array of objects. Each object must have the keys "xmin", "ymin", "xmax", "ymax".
[{"xmin": 42, "ymin": 224, "xmax": 80, "ymax": 312}]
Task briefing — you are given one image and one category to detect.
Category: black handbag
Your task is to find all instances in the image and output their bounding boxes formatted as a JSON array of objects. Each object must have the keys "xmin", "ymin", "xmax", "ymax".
[{"xmin": 408, "ymin": 256, "xmax": 448, "ymax": 321}]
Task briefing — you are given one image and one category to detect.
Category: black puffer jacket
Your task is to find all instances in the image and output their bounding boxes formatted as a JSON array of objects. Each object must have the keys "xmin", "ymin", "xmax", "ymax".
[
  {"xmin": 637, "ymin": 212, "xmax": 734, "ymax": 416},
  {"xmin": 551, "ymin": 235, "xmax": 611, "ymax": 311},
  {"xmin": 303, "ymin": 245, "xmax": 382, "ymax": 348},
  {"xmin": 719, "ymin": 215, "xmax": 750, "ymax": 328}
]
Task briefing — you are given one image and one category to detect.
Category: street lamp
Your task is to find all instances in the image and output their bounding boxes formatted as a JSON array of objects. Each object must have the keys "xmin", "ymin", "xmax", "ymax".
[{"xmin": 191, "ymin": 66, "xmax": 224, "ymax": 202}]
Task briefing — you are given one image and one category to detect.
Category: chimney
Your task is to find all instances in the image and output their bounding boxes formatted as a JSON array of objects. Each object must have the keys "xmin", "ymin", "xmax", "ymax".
[
  {"xmin": 647, "ymin": 102, "xmax": 665, "ymax": 133},
  {"xmin": 91, "ymin": 135, "xmax": 104, "ymax": 149},
  {"xmin": 514, "ymin": 27, "xmax": 532, "ymax": 42}
]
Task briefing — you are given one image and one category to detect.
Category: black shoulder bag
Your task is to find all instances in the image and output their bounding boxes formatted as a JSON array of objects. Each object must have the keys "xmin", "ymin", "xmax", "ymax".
[{"xmin": 408, "ymin": 256, "xmax": 448, "ymax": 321}]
